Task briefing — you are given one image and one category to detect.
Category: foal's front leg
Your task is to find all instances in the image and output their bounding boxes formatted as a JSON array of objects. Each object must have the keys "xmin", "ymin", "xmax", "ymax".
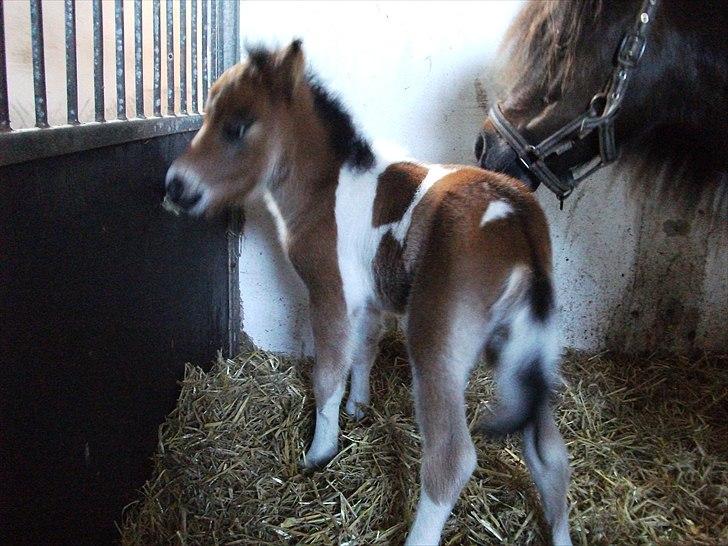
[
  {"xmin": 304, "ymin": 303, "xmax": 381, "ymax": 467},
  {"xmin": 304, "ymin": 339, "xmax": 349, "ymax": 468},
  {"xmin": 303, "ymin": 293, "xmax": 353, "ymax": 468},
  {"xmin": 345, "ymin": 308, "xmax": 383, "ymax": 420}
]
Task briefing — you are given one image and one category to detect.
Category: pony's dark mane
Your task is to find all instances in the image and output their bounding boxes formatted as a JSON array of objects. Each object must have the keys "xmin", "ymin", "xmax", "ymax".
[
  {"xmin": 502, "ymin": 0, "xmax": 605, "ymax": 98},
  {"xmin": 500, "ymin": 0, "xmax": 728, "ymax": 214},
  {"xmin": 306, "ymin": 74, "xmax": 375, "ymax": 172}
]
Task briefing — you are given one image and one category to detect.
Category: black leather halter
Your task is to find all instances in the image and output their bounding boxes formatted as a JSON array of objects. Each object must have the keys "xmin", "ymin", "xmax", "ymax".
[{"xmin": 488, "ymin": 0, "xmax": 659, "ymax": 204}]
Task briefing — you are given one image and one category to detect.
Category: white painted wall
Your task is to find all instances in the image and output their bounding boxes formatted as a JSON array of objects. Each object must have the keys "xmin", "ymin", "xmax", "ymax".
[{"xmin": 238, "ymin": 1, "xmax": 728, "ymax": 356}]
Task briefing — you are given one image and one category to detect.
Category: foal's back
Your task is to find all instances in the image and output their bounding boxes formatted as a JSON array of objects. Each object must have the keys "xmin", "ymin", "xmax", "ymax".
[{"xmin": 336, "ymin": 154, "xmax": 552, "ymax": 319}]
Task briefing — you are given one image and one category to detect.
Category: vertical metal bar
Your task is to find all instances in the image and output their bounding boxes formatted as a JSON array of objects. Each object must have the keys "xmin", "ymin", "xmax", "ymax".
[
  {"xmin": 30, "ymin": 0, "xmax": 48, "ymax": 128},
  {"xmin": 166, "ymin": 0, "xmax": 174, "ymax": 115},
  {"xmin": 201, "ymin": 0, "xmax": 208, "ymax": 108},
  {"xmin": 0, "ymin": 0, "xmax": 10, "ymax": 131},
  {"xmin": 93, "ymin": 0, "xmax": 105, "ymax": 122},
  {"xmin": 134, "ymin": 0, "xmax": 144, "ymax": 118},
  {"xmin": 180, "ymin": 0, "xmax": 187, "ymax": 114},
  {"xmin": 210, "ymin": 0, "xmax": 217, "ymax": 81},
  {"xmin": 220, "ymin": 0, "xmax": 239, "ymax": 71},
  {"xmin": 115, "ymin": 0, "xmax": 126, "ymax": 120},
  {"xmin": 216, "ymin": 0, "xmax": 225, "ymax": 76},
  {"xmin": 191, "ymin": 0, "xmax": 198, "ymax": 113},
  {"xmin": 153, "ymin": 0, "xmax": 161, "ymax": 116},
  {"xmin": 64, "ymin": 0, "xmax": 79, "ymax": 125}
]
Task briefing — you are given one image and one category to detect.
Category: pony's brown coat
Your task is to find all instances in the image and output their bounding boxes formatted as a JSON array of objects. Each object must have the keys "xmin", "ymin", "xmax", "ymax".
[{"xmin": 372, "ymin": 162, "xmax": 427, "ymax": 227}]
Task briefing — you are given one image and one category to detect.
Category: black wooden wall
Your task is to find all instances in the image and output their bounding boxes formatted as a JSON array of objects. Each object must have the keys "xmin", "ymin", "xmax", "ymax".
[{"xmin": 0, "ymin": 133, "xmax": 231, "ymax": 545}]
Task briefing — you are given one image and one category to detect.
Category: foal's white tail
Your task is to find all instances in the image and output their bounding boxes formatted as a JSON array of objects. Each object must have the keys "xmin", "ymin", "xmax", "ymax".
[{"xmin": 477, "ymin": 265, "xmax": 561, "ymax": 438}]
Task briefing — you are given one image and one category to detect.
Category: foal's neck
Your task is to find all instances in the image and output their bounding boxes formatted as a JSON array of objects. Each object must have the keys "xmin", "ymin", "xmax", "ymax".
[{"xmin": 266, "ymin": 105, "xmax": 342, "ymax": 237}]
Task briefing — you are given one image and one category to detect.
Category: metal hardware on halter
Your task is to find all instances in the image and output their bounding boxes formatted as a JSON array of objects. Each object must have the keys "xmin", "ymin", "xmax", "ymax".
[{"xmin": 487, "ymin": 0, "xmax": 659, "ymax": 203}]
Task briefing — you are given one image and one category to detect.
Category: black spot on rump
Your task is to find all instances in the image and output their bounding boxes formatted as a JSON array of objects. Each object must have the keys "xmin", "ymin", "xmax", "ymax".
[{"xmin": 528, "ymin": 269, "xmax": 554, "ymax": 323}]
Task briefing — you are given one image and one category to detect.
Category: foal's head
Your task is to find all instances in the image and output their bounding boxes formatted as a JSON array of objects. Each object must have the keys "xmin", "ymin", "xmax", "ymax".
[{"xmin": 164, "ymin": 40, "xmax": 313, "ymax": 215}]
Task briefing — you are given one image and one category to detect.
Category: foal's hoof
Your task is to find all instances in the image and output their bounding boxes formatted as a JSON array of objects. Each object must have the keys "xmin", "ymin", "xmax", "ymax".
[
  {"xmin": 302, "ymin": 447, "xmax": 337, "ymax": 470},
  {"xmin": 345, "ymin": 399, "xmax": 367, "ymax": 421}
]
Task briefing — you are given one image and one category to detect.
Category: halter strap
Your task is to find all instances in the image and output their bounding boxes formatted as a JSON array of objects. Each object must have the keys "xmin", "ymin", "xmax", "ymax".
[{"xmin": 488, "ymin": 0, "xmax": 659, "ymax": 202}]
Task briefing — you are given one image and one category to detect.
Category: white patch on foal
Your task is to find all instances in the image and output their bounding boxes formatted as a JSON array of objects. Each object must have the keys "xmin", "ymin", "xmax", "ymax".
[
  {"xmin": 334, "ymin": 145, "xmax": 453, "ymax": 315},
  {"xmin": 263, "ymin": 190, "xmax": 289, "ymax": 252},
  {"xmin": 480, "ymin": 199, "xmax": 513, "ymax": 226},
  {"xmin": 304, "ymin": 382, "xmax": 345, "ymax": 467},
  {"xmin": 405, "ymin": 491, "xmax": 453, "ymax": 546}
]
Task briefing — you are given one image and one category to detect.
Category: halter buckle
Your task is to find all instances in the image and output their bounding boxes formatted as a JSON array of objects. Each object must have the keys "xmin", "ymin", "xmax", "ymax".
[{"xmin": 618, "ymin": 33, "xmax": 646, "ymax": 67}]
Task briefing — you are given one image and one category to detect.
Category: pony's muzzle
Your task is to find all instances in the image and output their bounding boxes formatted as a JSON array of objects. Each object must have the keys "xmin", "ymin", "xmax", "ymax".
[{"xmin": 478, "ymin": 129, "xmax": 541, "ymax": 191}]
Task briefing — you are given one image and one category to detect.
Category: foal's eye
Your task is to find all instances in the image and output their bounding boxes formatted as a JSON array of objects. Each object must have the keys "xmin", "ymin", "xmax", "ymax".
[{"xmin": 223, "ymin": 119, "xmax": 252, "ymax": 143}]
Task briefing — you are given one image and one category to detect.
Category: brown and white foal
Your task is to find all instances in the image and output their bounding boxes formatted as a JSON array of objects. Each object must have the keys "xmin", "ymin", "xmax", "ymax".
[{"xmin": 165, "ymin": 41, "xmax": 571, "ymax": 546}]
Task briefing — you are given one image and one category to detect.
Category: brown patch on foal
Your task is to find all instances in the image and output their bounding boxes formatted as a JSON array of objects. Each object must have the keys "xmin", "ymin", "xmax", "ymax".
[
  {"xmin": 399, "ymin": 167, "xmax": 553, "ymax": 503},
  {"xmin": 372, "ymin": 162, "xmax": 427, "ymax": 227},
  {"xmin": 372, "ymin": 230, "xmax": 409, "ymax": 313}
]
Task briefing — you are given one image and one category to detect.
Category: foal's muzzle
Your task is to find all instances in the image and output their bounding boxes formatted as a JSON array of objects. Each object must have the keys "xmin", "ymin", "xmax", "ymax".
[{"xmin": 165, "ymin": 175, "xmax": 202, "ymax": 212}]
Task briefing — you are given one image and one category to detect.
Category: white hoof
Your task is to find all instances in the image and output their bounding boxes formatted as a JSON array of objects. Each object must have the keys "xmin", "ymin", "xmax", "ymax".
[
  {"xmin": 303, "ymin": 444, "xmax": 338, "ymax": 469},
  {"xmin": 345, "ymin": 398, "xmax": 366, "ymax": 420}
]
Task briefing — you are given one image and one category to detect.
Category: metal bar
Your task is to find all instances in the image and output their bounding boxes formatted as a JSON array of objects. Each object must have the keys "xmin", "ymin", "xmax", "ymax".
[
  {"xmin": 115, "ymin": 0, "xmax": 126, "ymax": 120},
  {"xmin": 191, "ymin": 0, "xmax": 198, "ymax": 113},
  {"xmin": 220, "ymin": 0, "xmax": 239, "ymax": 71},
  {"xmin": 0, "ymin": 115, "xmax": 203, "ymax": 167},
  {"xmin": 166, "ymin": 0, "xmax": 174, "ymax": 115},
  {"xmin": 217, "ymin": 0, "xmax": 227, "ymax": 75},
  {"xmin": 210, "ymin": 0, "xmax": 217, "ymax": 81},
  {"xmin": 30, "ymin": 0, "xmax": 48, "ymax": 128},
  {"xmin": 93, "ymin": 0, "xmax": 104, "ymax": 122},
  {"xmin": 0, "ymin": 1, "xmax": 10, "ymax": 131},
  {"xmin": 64, "ymin": 0, "xmax": 79, "ymax": 125},
  {"xmin": 227, "ymin": 210, "xmax": 242, "ymax": 356},
  {"xmin": 153, "ymin": 0, "xmax": 161, "ymax": 116},
  {"xmin": 180, "ymin": 0, "xmax": 187, "ymax": 114},
  {"xmin": 134, "ymin": 0, "xmax": 144, "ymax": 118},
  {"xmin": 201, "ymin": 0, "xmax": 208, "ymax": 108}
]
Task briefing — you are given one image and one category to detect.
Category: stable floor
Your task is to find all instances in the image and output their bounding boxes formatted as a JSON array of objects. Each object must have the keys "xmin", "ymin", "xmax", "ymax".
[{"xmin": 121, "ymin": 337, "xmax": 727, "ymax": 545}]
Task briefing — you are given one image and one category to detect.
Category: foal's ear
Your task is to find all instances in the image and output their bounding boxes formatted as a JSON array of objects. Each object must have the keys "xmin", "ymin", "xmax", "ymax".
[{"xmin": 275, "ymin": 39, "xmax": 305, "ymax": 100}]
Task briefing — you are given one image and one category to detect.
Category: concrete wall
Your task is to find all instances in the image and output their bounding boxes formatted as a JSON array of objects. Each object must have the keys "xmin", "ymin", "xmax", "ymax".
[{"xmin": 237, "ymin": 1, "xmax": 727, "ymax": 356}]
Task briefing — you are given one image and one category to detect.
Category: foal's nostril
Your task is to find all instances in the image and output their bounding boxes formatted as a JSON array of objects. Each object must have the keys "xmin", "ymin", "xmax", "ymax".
[
  {"xmin": 167, "ymin": 177, "xmax": 184, "ymax": 203},
  {"xmin": 179, "ymin": 191, "xmax": 202, "ymax": 209}
]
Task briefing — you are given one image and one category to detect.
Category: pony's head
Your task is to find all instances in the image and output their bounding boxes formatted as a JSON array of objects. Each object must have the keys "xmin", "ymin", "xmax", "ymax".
[
  {"xmin": 164, "ymin": 40, "xmax": 309, "ymax": 216},
  {"xmin": 476, "ymin": 0, "xmax": 626, "ymax": 192},
  {"xmin": 476, "ymin": 0, "xmax": 728, "ymax": 208}
]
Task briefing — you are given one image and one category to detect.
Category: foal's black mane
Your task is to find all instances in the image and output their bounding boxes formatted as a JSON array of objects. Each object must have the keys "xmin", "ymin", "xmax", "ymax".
[
  {"xmin": 246, "ymin": 44, "xmax": 374, "ymax": 172},
  {"xmin": 307, "ymin": 74, "xmax": 375, "ymax": 171}
]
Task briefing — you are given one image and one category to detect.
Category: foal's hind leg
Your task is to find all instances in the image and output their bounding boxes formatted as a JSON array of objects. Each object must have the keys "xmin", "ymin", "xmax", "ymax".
[
  {"xmin": 522, "ymin": 406, "xmax": 572, "ymax": 546},
  {"xmin": 405, "ymin": 316, "xmax": 482, "ymax": 545}
]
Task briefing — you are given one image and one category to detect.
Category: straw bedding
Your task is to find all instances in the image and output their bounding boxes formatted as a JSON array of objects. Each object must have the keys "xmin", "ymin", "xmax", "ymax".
[{"xmin": 121, "ymin": 335, "xmax": 727, "ymax": 545}]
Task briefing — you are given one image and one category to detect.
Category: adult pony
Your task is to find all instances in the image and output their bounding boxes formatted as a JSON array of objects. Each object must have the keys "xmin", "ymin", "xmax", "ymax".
[
  {"xmin": 476, "ymin": 0, "xmax": 727, "ymax": 212},
  {"xmin": 164, "ymin": 41, "xmax": 572, "ymax": 545}
]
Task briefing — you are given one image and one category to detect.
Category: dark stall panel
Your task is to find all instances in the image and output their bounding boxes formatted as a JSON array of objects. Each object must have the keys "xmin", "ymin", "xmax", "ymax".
[{"xmin": 0, "ymin": 132, "xmax": 231, "ymax": 545}]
